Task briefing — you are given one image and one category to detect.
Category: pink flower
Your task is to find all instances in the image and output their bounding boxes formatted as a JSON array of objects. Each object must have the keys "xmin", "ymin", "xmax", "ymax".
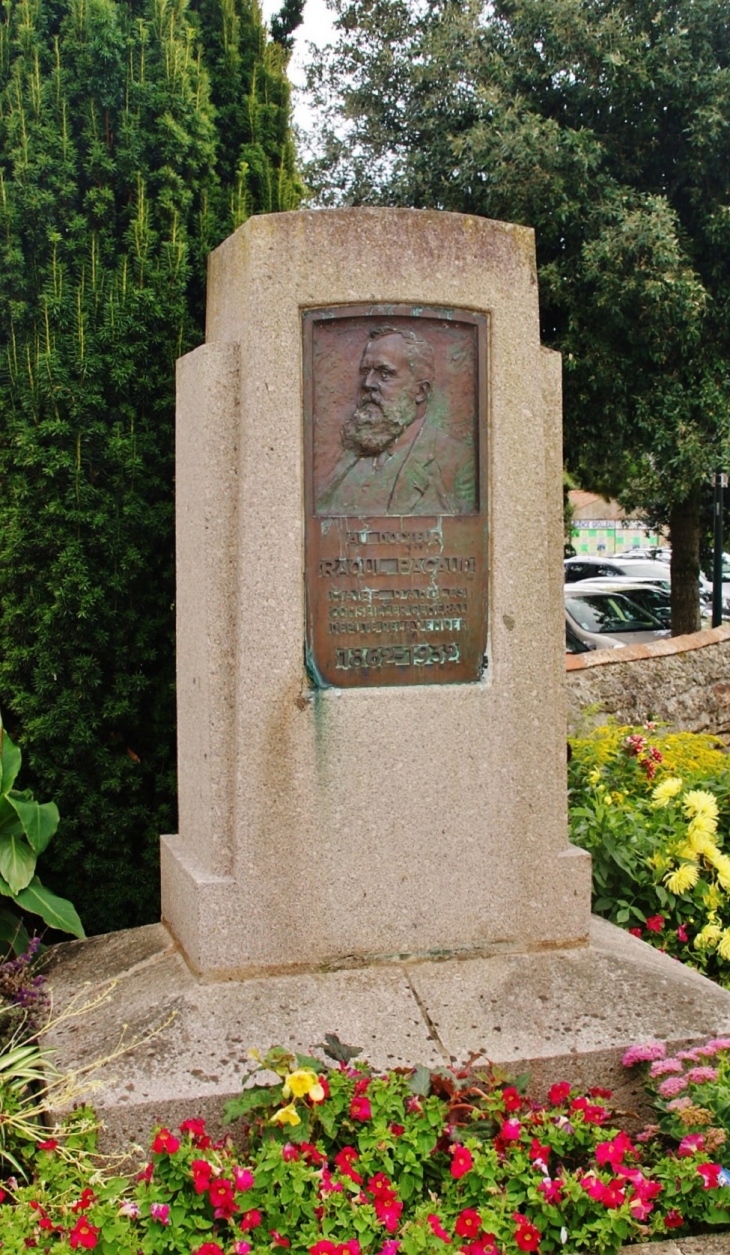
[
  {"xmin": 69, "ymin": 1220, "xmax": 101, "ymax": 1251},
  {"xmin": 649, "ymin": 1058, "xmax": 683, "ymax": 1077},
  {"xmin": 149, "ymin": 1203, "xmax": 170, "ymax": 1225},
  {"xmin": 667, "ymin": 1095, "xmax": 693, "ymax": 1111},
  {"xmin": 270, "ymin": 1233, "xmax": 291, "ymax": 1248},
  {"xmin": 595, "ymin": 1131, "xmax": 633, "ymax": 1167},
  {"xmin": 350, "ymin": 1096, "xmax": 372, "ymax": 1121},
  {"xmin": 367, "ymin": 1173, "xmax": 397, "ymax": 1202},
  {"xmin": 705, "ymin": 1038, "xmax": 730, "ymax": 1052},
  {"xmin": 500, "ymin": 1118, "xmax": 522, "ymax": 1141},
  {"xmin": 537, "ymin": 1178, "xmax": 563, "ymax": 1204},
  {"xmin": 580, "ymin": 1173, "xmax": 606, "ymax": 1201},
  {"xmin": 374, "ymin": 1197, "xmax": 403, "ymax": 1232},
  {"xmin": 676, "ymin": 925, "xmax": 688, "ymax": 942},
  {"xmin": 239, "ymin": 1209, "xmax": 263, "ymax": 1231},
  {"xmin": 698, "ymin": 1163, "xmax": 721, "ymax": 1189},
  {"xmin": 234, "ymin": 1245, "xmax": 251, "ymax": 1255},
  {"xmin": 233, "ymin": 1167, "xmax": 255, "ymax": 1191},
  {"xmin": 601, "ymin": 1180, "xmax": 626, "ymax": 1209},
  {"xmin": 678, "ymin": 1134, "xmax": 705, "ymax": 1157},
  {"xmin": 427, "ymin": 1214, "xmax": 452, "ymax": 1242},
  {"xmin": 657, "ymin": 1076, "xmax": 688, "ymax": 1098},
  {"xmin": 450, "ymin": 1144, "xmax": 474, "ymax": 1179},
  {"xmin": 151, "ymin": 1127, "xmax": 180, "ymax": 1154},
  {"xmin": 193, "ymin": 1247, "xmax": 226, "ymax": 1255},
  {"xmin": 622, "ymin": 1042, "xmax": 666, "ymax": 1067},
  {"xmin": 686, "ymin": 1066, "xmax": 719, "ymax": 1084},
  {"xmin": 378, "ymin": 1244, "xmax": 401, "ymax": 1255},
  {"xmin": 646, "ymin": 915, "xmax": 665, "ymax": 933},
  {"xmin": 335, "ymin": 1146, "xmax": 363, "ymax": 1184},
  {"xmin": 665, "ymin": 1210, "xmax": 684, "ymax": 1228},
  {"xmin": 309, "ymin": 1244, "xmax": 336, "ymax": 1255}
]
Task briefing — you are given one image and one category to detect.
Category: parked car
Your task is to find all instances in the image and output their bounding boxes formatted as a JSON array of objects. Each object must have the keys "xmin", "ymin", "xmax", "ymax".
[
  {"xmin": 564, "ymin": 556, "xmax": 671, "ymax": 588},
  {"xmin": 564, "ymin": 588, "xmax": 670, "ymax": 650},
  {"xmin": 568, "ymin": 578, "xmax": 672, "ymax": 627}
]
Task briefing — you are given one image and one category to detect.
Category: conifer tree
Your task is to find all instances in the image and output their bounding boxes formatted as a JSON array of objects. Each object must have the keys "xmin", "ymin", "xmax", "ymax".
[{"xmin": 0, "ymin": 0, "xmax": 300, "ymax": 933}]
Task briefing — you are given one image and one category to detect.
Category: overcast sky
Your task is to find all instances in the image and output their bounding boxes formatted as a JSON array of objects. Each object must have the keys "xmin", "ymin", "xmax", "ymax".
[{"xmin": 260, "ymin": 0, "xmax": 336, "ymax": 129}]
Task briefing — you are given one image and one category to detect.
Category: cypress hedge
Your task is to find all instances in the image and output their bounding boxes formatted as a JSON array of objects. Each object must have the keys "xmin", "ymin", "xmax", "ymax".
[{"xmin": 0, "ymin": 0, "xmax": 301, "ymax": 935}]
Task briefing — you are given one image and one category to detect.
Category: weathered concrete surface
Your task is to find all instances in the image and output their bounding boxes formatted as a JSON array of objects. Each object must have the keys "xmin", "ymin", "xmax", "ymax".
[
  {"xmin": 164, "ymin": 207, "xmax": 591, "ymax": 980},
  {"xmin": 567, "ymin": 625, "xmax": 730, "ymax": 740},
  {"xmin": 621, "ymin": 1238, "xmax": 730, "ymax": 1254},
  {"xmin": 43, "ymin": 916, "xmax": 730, "ymax": 1152}
]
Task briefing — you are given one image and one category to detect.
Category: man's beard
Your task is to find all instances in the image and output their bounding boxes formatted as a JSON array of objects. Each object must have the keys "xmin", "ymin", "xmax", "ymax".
[{"xmin": 341, "ymin": 396, "xmax": 418, "ymax": 456}]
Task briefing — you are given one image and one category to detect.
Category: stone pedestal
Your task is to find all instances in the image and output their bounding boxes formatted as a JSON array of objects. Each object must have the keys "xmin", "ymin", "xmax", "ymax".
[{"xmin": 160, "ymin": 208, "xmax": 591, "ymax": 978}]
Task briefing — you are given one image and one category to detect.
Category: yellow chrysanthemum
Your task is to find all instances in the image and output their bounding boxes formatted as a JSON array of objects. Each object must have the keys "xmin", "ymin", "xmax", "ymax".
[
  {"xmin": 687, "ymin": 828, "xmax": 720, "ymax": 860},
  {"xmin": 711, "ymin": 854, "xmax": 730, "ymax": 892},
  {"xmin": 651, "ymin": 777, "xmax": 683, "ymax": 808},
  {"xmin": 674, "ymin": 841, "xmax": 700, "ymax": 863},
  {"xmin": 718, "ymin": 930, "xmax": 730, "ymax": 962},
  {"xmin": 684, "ymin": 790, "xmax": 720, "ymax": 822},
  {"xmin": 705, "ymin": 883, "xmax": 723, "ymax": 911},
  {"xmin": 695, "ymin": 923, "xmax": 723, "ymax": 951},
  {"xmin": 269, "ymin": 1103, "xmax": 301, "ymax": 1126},
  {"xmin": 664, "ymin": 863, "xmax": 700, "ymax": 895},
  {"xmin": 688, "ymin": 813, "xmax": 719, "ymax": 840},
  {"xmin": 588, "ymin": 768, "xmax": 601, "ymax": 786},
  {"xmin": 282, "ymin": 1069, "xmax": 325, "ymax": 1101},
  {"xmin": 649, "ymin": 852, "xmax": 672, "ymax": 871}
]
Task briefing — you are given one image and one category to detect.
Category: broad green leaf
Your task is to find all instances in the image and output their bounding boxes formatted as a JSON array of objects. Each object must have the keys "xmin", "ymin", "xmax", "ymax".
[
  {"xmin": 0, "ymin": 907, "xmax": 30, "ymax": 955},
  {"xmin": 222, "ymin": 1086, "xmax": 282, "ymax": 1125},
  {"xmin": 7, "ymin": 796, "xmax": 59, "ymax": 854},
  {"xmin": 408, "ymin": 1064, "xmax": 432, "ymax": 1096},
  {"xmin": 0, "ymin": 796, "xmax": 24, "ymax": 840},
  {"xmin": 14, "ymin": 876, "xmax": 85, "ymax": 938},
  {"xmin": 0, "ymin": 832, "xmax": 36, "ymax": 894},
  {"xmin": 0, "ymin": 726, "xmax": 21, "ymax": 796}
]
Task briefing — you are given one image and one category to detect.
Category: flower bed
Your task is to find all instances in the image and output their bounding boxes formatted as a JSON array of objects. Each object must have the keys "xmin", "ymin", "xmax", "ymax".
[{"xmin": 4, "ymin": 1036, "xmax": 730, "ymax": 1254}]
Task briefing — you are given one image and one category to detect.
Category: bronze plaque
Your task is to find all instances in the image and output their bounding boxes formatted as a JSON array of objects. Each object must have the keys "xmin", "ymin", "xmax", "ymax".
[{"xmin": 304, "ymin": 305, "xmax": 488, "ymax": 688}]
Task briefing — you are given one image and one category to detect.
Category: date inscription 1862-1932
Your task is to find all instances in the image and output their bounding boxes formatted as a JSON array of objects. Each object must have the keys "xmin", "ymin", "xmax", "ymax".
[{"xmin": 303, "ymin": 305, "xmax": 488, "ymax": 688}]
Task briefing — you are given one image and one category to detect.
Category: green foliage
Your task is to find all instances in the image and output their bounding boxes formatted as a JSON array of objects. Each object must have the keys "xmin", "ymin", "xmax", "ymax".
[
  {"xmin": 306, "ymin": 0, "xmax": 730, "ymax": 625},
  {"xmin": 4, "ymin": 1046, "xmax": 730, "ymax": 1252},
  {"xmin": 0, "ymin": 712, "xmax": 83, "ymax": 939},
  {"xmin": 569, "ymin": 723, "xmax": 730, "ymax": 982},
  {"xmin": 0, "ymin": 0, "xmax": 301, "ymax": 934}
]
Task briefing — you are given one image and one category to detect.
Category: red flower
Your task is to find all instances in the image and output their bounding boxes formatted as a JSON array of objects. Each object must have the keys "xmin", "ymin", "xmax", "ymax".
[
  {"xmin": 137, "ymin": 1162, "xmax": 153, "ymax": 1184},
  {"xmin": 239, "ymin": 1210, "xmax": 263, "ymax": 1231},
  {"xmin": 374, "ymin": 1197, "xmax": 403, "ymax": 1232},
  {"xmin": 676, "ymin": 924, "xmax": 689, "ymax": 943},
  {"xmin": 310, "ymin": 1244, "xmax": 337, "ymax": 1255},
  {"xmin": 367, "ymin": 1173, "xmax": 397, "ymax": 1201},
  {"xmin": 455, "ymin": 1209, "xmax": 482, "ymax": 1239},
  {"xmin": 665, "ymin": 1210, "xmax": 684, "ymax": 1229},
  {"xmin": 427, "ymin": 1214, "xmax": 452, "ymax": 1242},
  {"xmin": 282, "ymin": 1142, "xmax": 300, "ymax": 1162},
  {"xmin": 501, "ymin": 1086, "xmax": 522, "ymax": 1112},
  {"xmin": 337, "ymin": 1242, "xmax": 360, "ymax": 1255},
  {"xmin": 547, "ymin": 1082, "xmax": 571, "ymax": 1105},
  {"xmin": 301, "ymin": 1142, "xmax": 327, "ymax": 1166},
  {"xmin": 698, "ymin": 1163, "xmax": 721, "ymax": 1189},
  {"xmin": 69, "ymin": 1218, "xmax": 100, "ymax": 1250},
  {"xmin": 589, "ymin": 1087, "xmax": 613, "ymax": 1099},
  {"xmin": 450, "ymin": 1144, "xmax": 474, "ymax": 1179},
  {"xmin": 193, "ymin": 1246, "xmax": 225, "ymax": 1255},
  {"xmin": 335, "ymin": 1146, "xmax": 364, "ymax": 1184},
  {"xmin": 36, "ymin": 1139, "xmax": 58, "ymax": 1151},
  {"xmin": 192, "ymin": 1159, "xmax": 214, "ymax": 1193},
  {"xmin": 500, "ymin": 1118, "xmax": 521, "ymax": 1141},
  {"xmin": 270, "ymin": 1232, "xmax": 291, "ymax": 1248},
  {"xmin": 600, "ymin": 1180, "xmax": 626, "ymax": 1209},
  {"xmin": 537, "ymin": 1178, "xmax": 563, "ymax": 1204},
  {"xmin": 570, "ymin": 1096, "xmax": 608, "ymax": 1124},
  {"xmin": 209, "ymin": 1178, "xmax": 237, "ymax": 1218},
  {"xmin": 311, "ymin": 1076, "xmax": 330, "ymax": 1102},
  {"xmin": 529, "ymin": 1138, "xmax": 550, "ymax": 1166},
  {"xmin": 151, "ymin": 1127, "xmax": 180, "ymax": 1154},
  {"xmin": 350, "ymin": 1095, "xmax": 372, "ymax": 1121},
  {"xmin": 595, "ymin": 1131, "xmax": 634, "ymax": 1167},
  {"xmin": 71, "ymin": 1189, "xmax": 97, "ymax": 1214},
  {"xmin": 629, "ymin": 927, "xmax": 643, "ymax": 938},
  {"xmin": 180, "ymin": 1117, "xmax": 212, "ymax": 1148},
  {"xmin": 233, "ymin": 1167, "xmax": 255, "ymax": 1191},
  {"xmin": 390, "ymin": 1123, "xmax": 405, "ymax": 1136},
  {"xmin": 353, "ymin": 1076, "xmax": 371, "ymax": 1095},
  {"xmin": 513, "ymin": 1214, "xmax": 541, "ymax": 1252},
  {"xmin": 645, "ymin": 915, "xmax": 665, "ymax": 933}
]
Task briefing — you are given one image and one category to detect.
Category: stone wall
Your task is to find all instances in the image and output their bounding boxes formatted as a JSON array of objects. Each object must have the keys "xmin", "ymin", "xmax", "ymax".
[{"xmin": 566, "ymin": 624, "xmax": 730, "ymax": 738}]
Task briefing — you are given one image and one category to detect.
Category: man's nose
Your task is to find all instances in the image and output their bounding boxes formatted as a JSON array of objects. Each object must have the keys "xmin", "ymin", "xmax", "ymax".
[{"xmin": 363, "ymin": 368, "xmax": 380, "ymax": 391}]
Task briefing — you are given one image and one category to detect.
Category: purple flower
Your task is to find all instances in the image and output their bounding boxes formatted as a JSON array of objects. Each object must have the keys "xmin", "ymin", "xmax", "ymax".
[{"xmin": 622, "ymin": 1042, "xmax": 667, "ymax": 1068}]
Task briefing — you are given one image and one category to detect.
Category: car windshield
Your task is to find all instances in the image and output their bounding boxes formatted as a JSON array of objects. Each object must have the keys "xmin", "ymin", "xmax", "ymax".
[
  {"xmin": 565, "ymin": 593, "xmax": 661, "ymax": 634},
  {"xmin": 615, "ymin": 561, "xmax": 668, "ymax": 579},
  {"xmin": 619, "ymin": 588, "xmax": 671, "ymax": 621}
]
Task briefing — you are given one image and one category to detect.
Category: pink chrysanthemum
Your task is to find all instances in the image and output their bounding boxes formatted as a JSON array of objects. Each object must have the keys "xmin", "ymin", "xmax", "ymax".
[
  {"xmin": 686, "ymin": 1067, "xmax": 719, "ymax": 1085},
  {"xmin": 622, "ymin": 1042, "xmax": 667, "ymax": 1068},
  {"xmin": 705, "ymin": 1038, "xmax": 730, "ymax": 1053}
]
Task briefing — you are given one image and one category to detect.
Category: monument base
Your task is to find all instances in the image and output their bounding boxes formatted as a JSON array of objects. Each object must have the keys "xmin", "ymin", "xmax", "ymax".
[{"xmin": 43, "ymin": 916, "xmax": 730, "ymax": 1151}]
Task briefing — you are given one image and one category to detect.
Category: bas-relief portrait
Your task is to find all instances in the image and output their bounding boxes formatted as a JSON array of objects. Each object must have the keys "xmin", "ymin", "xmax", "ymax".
[{"xmin": 311, "ymin": 315, "xmax": 479, "ymax": 517}]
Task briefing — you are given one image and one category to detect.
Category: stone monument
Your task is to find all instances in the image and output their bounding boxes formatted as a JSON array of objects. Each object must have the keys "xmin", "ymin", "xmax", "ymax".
[
  {"xmin": 161, "ymin": 207, "xmax": 591, "ymax": 978},
  {"xmin": 44, "ymin": 208, "xmax": 730, "ymax": 1148}
]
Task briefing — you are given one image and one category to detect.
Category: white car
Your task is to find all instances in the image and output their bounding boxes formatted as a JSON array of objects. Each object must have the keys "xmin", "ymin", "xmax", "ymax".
[{"xmin": 564, "ymin": 587, "xmax": 671, "ymax": 650}]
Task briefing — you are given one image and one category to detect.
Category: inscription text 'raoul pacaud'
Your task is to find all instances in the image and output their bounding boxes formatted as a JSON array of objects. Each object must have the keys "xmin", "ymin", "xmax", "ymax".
[{"xmin": 303, "ymin": 305, "xmax": 488, "ymax": 688}]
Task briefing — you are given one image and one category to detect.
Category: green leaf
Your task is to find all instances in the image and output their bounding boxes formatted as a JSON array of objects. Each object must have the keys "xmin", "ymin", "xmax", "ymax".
[
  {"xmin": 314, "ymin": 1032, "xmax": 362, "ymax": 1063},
  {"xmin": 222, "ymin": 1086, "xmax": 282, "ymax": 1126},
  {"xmin": 7, "ymin": 796, "xmax": 59, "ymax": 855},
  {"xmin": 0, "ymin": 907, "xmax": 30, "ymax": 955},
  {"xmin": 408, "ymin": 1065, "xmax": 432, "ymax": 1096},
  {"xmin": 0, "ymin": 726, "xmax": 22, "ymax": 795},
  {"xmin": 0, "ymin": 832, "xmax": 36, "ymax": 894},
  {"xmin": 295, "ymin": 1052, "xmax": 327, "ymax": 1071},
  {"xmin": 14, "ymin": 876, "xmax": 85, "ymax": 938}
]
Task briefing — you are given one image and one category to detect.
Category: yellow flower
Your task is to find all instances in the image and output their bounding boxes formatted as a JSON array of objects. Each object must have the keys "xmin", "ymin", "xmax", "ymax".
[
  {"xmin": 684, "ymin": 790, "xmax": 720, "ymax": 822},
  {"xmin": 588, "ymin": 768, "xmax": 601, "ymax": 786},
  {"xmin": 711, "ymin": 854, "xmax": 730, "ymax": 892},
  {"xmin": 718, "ymin": 930, "xmax": 730, "ymax": 962},
  {"xmin": 664, "ymin": 863, "xmax": 700, "ymax": 895},
  {"xmin": 705, "ymin": 883, "xmax": 723, "ymax": 912},
  {"xmin": 651, "ymin": 777, "xmax": 683, "ymax": 808},
  {"xmin": 674, "ymin": 841, "xmax": 699, "ymax": 863},
  {"xmin": 282, "ymin": 1069, "xmax": 324, "ymax": 1101},
  {"xmin": 695, "ymin": 923, "xmax": 723, "ymax": 951},
  {"xmin": 269, "ymin": 1103, "xmax": 301, "ymax": 1126},
  {"xmin": 687, "ymin": 826, "xmax": 719, "ymax": 860}
]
